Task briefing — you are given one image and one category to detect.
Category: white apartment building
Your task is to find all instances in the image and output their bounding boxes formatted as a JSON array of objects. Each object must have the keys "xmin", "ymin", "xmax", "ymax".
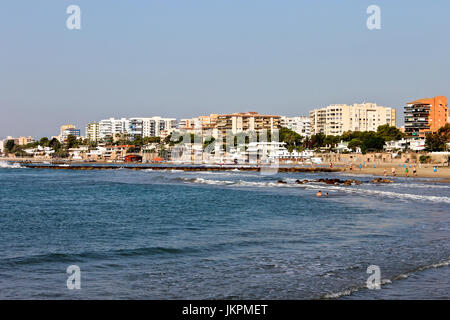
[
  {"xmin": 131, "ymin": 117, "xmax": 177, "ymax": 138},
  {"xmin": 86, "ymin": 122, "xmax": 100, "ymax": 141},
  {"xmin": 98, "ymin": 117, "xmax": 177, "ymax": 140},
  {"xmin": 310, "ymin": 108, "xmax": 327, "ymax": 135},
  {"xmin": 99, "ymin": 118, "xmax": 131, "ymax": 139},
  {"xmin": 280, "ymin": 116, "xmax": 311, "ymax": 137},
  {"xmin": 309, "ymin": 103, "xmax": 397, "ymax": 136}
]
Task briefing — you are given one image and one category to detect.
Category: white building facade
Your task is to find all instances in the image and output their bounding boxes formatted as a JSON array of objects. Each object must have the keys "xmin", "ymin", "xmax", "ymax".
[
  {"xmin": 310, "ymin": 103, "xmax": 397, "ymax": 136},
  {"xmin": 280, "ymin": 116, "xmax": 311, "ymax": 137},
  {"xmin": 86, "ymin": 122, "xmax": 100, "ymax": 142}
]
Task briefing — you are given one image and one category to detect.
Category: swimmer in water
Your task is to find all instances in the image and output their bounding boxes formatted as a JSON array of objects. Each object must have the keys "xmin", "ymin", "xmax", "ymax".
[
  {"xmin": 325, "ymin": 192, "xmax": 329, "ymax": 197},
  {"xmin": 316, "ymin": 191, "xmax": 322, "ymax": 197}
]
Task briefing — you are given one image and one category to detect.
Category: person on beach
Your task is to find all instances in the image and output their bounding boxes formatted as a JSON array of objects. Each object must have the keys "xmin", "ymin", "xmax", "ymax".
[
  {"xmin": 359, "ymin": 164, "xmax": 362, "ymax": 171},
  {"xmin": 391, "ymin": 167, "xmax": 396, "ymax": 176},
  {"xmin": 383, "ymin": 168, "xmax": 387, "ymax": 177},
  {"xmin": 405, "ymin": 167, "xmax": 409, "ymax": 177},
  {"xmin": 413, "ymin": 166, "xmax": 417, "ymax": 177},
  {"xmin": 316, "ymin": 191, "xmax": 322, "ymax": 197}
]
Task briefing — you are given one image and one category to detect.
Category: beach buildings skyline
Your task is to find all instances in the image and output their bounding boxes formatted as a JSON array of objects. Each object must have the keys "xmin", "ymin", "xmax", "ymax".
[{"xmin": 2, "ymin": 97, "xmax": 449, "ymax": 143}]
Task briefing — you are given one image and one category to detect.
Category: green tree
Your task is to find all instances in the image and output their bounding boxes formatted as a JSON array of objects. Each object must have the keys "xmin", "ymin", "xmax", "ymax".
[
  {"xmin": 348, "ymin": 138, "xmax": 362, "ymax": 152},
  {"xmin": 49, "ymin": 138, "xmax": 61, "ymax": 150},
  {"xmin": 362, "ymin": 134, "xmax": 385, "ymax": 153},
  {"xmin": 66, "ymin": 135, "xmax": 79, "ymax": 148},
  {"xmin": 39, "ymin": 137, "xmax": 50, "ymax": 147},
  {"xmin": 324, "ymin": 135, "xmax": 340, "ymax": 148},
  {"xmin": 4, "ymin": 140, "xmax": 15, "ymax": 153},
  {"xmin": 53, "ymin": 149, "xmax": 69, "ymax": 158},
  {"xmin": 377, "ymin": 124, "xmax": 404, "ymax": 141},
  {"xmin": 307, "ymin": 133, "xmax": 326, "ymax": 149},
  {"xmin": 425, "ymin": 124, "xmax": 450, "ymax": 152},
  {"xmin": 143, "ymin": 136, "xmax": 161, "ymax": 144},
  {"xmin": 132, "ymin": 135, "xmax": 143, "ymax": 146},
  {"xmin": 279, "ymin": 127, "xmax": 304, "ymax": 152}
]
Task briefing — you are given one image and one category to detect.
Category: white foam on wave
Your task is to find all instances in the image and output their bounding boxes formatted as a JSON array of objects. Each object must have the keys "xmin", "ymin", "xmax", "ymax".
[
  {"xmin": 323, "ymin": 257, "xmax": 450, "ymax": 299},
  {"xmin": 184, "ymin": 170, "xmax": 257, "ymax": 178},
  {"xmin": 394, "ymin": 182, "xmax": 450, "ymax": 189},
  {"xmin": 304, "ymin": 184, "xmax": 450, "ymax": 204},
  {"xmin": 169, "ymin": 175, "xmax": 450, "ymax": 203},
  {"xmin": 0, "ymin": 161, "xmax": 22, "ymax": 169},
  {"xmin": 191, "ymin": 177, "xmax": 235, "ymax": 186},
  {"xmin": 322, "ymin": 278, "xmax": 392, "ymax": 299}
]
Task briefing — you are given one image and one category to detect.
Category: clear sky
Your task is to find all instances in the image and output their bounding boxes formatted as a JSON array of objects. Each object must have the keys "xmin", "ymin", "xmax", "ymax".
[{"xmin": 1, "ymin": 0, "xmax": 449, "ymax": 138}]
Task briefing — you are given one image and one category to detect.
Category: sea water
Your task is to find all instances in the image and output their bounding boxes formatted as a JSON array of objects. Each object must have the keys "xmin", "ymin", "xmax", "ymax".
[{"xmin": 0, "ymin": 162, "xmax": 449, "ymax": 299}]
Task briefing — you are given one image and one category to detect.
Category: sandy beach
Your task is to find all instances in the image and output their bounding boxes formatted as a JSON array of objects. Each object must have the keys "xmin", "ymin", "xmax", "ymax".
[
  {"xmin": 2, "ymin": 157, "xmax": 450, "ymax": 182},
  {"xmin": 338, "ymin": 163, "xmax": 450, "ymax": 182}
]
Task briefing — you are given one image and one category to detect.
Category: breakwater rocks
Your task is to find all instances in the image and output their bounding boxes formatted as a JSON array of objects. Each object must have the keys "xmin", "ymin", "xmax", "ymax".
[
  {"xmin": 20, "ymin": 164, "xmax": 341, "ymax": 173},
  {"xmin": 371, "ymin": 177, "xmax": 395, "ymax": 183},
  {"xmin": 286, "ymin": 178, "xmax": 362, "ymax": 186},
  {"xmin": 277, "ymin": 178, "xmax": 394, "ymax": 185}
]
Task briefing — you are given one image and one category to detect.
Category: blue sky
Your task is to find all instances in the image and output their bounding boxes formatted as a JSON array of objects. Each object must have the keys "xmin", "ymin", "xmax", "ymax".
[{"xmin": 1, "ymin": 0, "xmax": 449, "ymax": 138}]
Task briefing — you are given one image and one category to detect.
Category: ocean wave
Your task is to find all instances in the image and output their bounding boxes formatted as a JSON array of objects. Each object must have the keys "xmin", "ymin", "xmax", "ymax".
[
  {"xmin": 394, "ymin": 183, "xmax": 450, "ymax": 189},
  {"xmin": 301, "ymin": 183, "xmax": 450, "ymax": 203},
  {"xmin": 175, "ymin": 176, "xmax": 450, "ymax": 203},
  {"xmin": 322, "ymin": 257, "xmax": 450, "ymax": 299},
  {"xmin": 1, "ymin": 246, "xmax": 198, "ymax": 267},
  {"xmin": 176, "ymin": 177, "xmax": 284, "ymax": 188},
  {"xmin": 322, "ymin": 278, "xmax": 392, "ymax": 299},
  {"xmin": 189, "ymin": 177, "xmax": 235, "ymax": 186},
  {"xmin": 0, "ymin": 161, "xmax": 23, "ymax": 169}
]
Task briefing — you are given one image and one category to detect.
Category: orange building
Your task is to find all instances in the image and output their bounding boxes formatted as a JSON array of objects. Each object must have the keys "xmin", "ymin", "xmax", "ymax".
[{"xmin": 404, "ymin": 96, "xmax": 448, "ymax": 138}]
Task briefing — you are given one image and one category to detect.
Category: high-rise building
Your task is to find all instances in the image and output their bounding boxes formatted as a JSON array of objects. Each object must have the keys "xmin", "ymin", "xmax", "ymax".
[
  {"xmin": 59, "ymin": 124, "xmax": 80, "ymax": 142},
  {"xmin": 98, "ymin": 118, "xmax": 131, "ymax": 140},
  {"xmin": 309, "ymin": 103, "xmax": 396, "ymax": 136},
  {"xmin": 178, "ymin": 114, "xmax": 218, "ymax": 132},
  {"xmin": 131, "ymin": 117, "xmax": 177, "ymax": 138},
  {"xmin": 280, "ymin": 116, "xmax": 311, "ymax": 137},
  {"xmin": 215, "ymin": 112, "xmax": 281, "ymax": 136},
  {"xmin": 309, "ymin": 108, "xmax": 327, "ymax": 135},
  {"xmin": 86, "ymin": 122, "xmax": 100, "ymax": 142},
  {"xmin": 129, "ymin": 119, "xmax": 143, "ymax": 139},
  {"xmin": 98, "ymin": 117, "xmax": 177, "ymax": 140},
  {"xmin": 404, "ymin": 96, "xmax": 448, "ymax": 138}
]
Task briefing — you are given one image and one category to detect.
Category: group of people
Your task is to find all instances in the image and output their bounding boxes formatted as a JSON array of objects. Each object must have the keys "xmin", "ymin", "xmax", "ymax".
[
  {"xmin": 316, "ymin": 191, "xmax": 328, "ymax": 197},
  {"xmin": 384, "ymin": 165, "xmax": 417, "ymax": 178}
]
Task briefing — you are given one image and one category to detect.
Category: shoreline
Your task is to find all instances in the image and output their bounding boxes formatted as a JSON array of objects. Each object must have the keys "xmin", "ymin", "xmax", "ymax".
[
  {"xmin": 2, "ymin": 158, "xmax": 450, "ymax": 182},
  {"xmin": 16, "ymin": 163, "xmax": 342, "ymax": 174}
]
